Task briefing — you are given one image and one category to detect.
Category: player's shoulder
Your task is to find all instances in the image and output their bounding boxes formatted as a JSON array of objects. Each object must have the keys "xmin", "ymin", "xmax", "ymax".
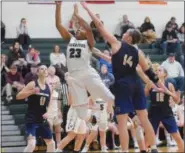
[{"xmin": 26, "ymin": 81, "xmax": 36, "ymax": 89}]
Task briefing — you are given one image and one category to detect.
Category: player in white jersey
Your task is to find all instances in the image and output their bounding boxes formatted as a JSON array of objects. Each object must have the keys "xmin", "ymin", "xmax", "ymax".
[
  {"xmin": 82, "ymin": 98, "xmax": 108, "ymax": 152},
  {"xmin": 55, "ymin": 2, "xmax": 114, "ymax": 120},
  {"xmin": 46, "ymin": 66, "xmax": 63, "ymax": 147}
]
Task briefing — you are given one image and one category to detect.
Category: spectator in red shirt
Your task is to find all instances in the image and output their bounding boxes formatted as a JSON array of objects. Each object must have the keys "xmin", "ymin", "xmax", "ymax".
[{"xmin": 5, "ymin": 64, "xmax": 24, "ymax": 102}]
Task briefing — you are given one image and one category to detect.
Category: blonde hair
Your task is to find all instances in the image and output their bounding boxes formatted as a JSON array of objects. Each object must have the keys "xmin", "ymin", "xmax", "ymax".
[{"xmin": 152, "ymin": 63, "xmax": 160, "ymax": 74}]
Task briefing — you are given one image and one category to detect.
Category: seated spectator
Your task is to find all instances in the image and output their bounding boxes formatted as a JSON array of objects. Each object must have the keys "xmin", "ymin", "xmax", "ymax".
[
  {"xmin": 161, "ymin": 24, "xmax": 181, "ymax": 55},
  {"xmin": 166, "ymin": 17, "xmax": 179, "ymax": 33},
  {"xmin": 24, "ymin": 64, "xmax": 38, "ymax": 85},
  {"xmin": 177, "ymin": 24, "xmax": 185, "ymax": 43},
  {"xmin": 90, "ymin": 14, "xmax": 104, "ymax": 42},
  {"xmin": 161, "ymin": 53, "xmax": 184, "ymax": 99},
  {"xmin": 1, "ymin": 54, "xmax": 9, "ymax": 94},
  {"xmin": 140, "ymin": 16, "xmax": 157, "ymax": 44},
  {"xmin": 7, "ymin": 41, "xmax": 27, "ymax": 67},
  {"xmin": 100, "ymin": 64, "xmax": 115, "ymax": 89},
  {"xmin": 26, "ymin": 47, "xmax": 41, "ymax": 70},
  {"xmin": 50, "ymin": 45, "xmax": 66, "ymax": 67},
  {"xmin": 98, "ymin": 50, "xmax": 112, "ymax": 73},
  {"xmin": 1, "ymin": 21, "xmax": 5, "ymax": 43},
  {"xmin": 16, "ymin": 18, "xmax": 31, "ymax": 50},
  {"xmin": 115, "ymin": 15, "xmax": 134, "ymax": 38},
  {"xmin": 5, "ymin": 64, "xmax": 24, "ymax": 102}
]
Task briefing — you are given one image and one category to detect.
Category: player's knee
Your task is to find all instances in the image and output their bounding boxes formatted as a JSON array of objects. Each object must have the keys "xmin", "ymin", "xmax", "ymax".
[
  {"xmin": 99, "ymin": 123, "xmax": 107, "ymax": 131},
  {"xmin": 26, "ymin": 139, "xmax": 36, "ymax": 152},
  {"xmin": 46, "ymin": 139, "xmax": 55, "ymax": 146},
  {"xmin": 136, "ymin": 125, "xmax": 144, "ymax": 141},
  {"xmin": 136, "ymin": 109, "xmax": 148, "ymax": 118}
]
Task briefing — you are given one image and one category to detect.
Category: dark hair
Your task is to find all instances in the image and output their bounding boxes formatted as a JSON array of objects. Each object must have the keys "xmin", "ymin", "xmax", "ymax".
[
  {"xmin": 21, "ymin": 18, "xmax": 26, "ymax": 23},
  {"xmin": 166, "ymin": 23, "xmax": 173, "ymax": 29},
  {"xmin": 171, "ymin": 17, "xmax": 176, "ymax": 21},
  {"xmin": 128, "ymin": 29, "xmax": 142, "ymax": 44},
  {"xmin": 53, "ymin": 45, "xmax": 61, "ymax": 53},
  {"xmin": 179, "ymin": 24, "xmax": 185, "ymax": 34}
]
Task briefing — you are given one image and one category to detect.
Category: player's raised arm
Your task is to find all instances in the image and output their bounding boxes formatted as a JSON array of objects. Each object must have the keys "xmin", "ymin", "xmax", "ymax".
[
  {"xmin": 16, "ymin": 81, "xmax": 36, "ymax": 100},
  {"xmin": 74, "ymin": 4, "xmax": 95, "ymax": 49},
  {"xmin": 92, "ymin": 48, "xmax": 111, "ymax": 63},
  {"xmin": 55, "ymin": 1, "xmax": 72, "ymax": 41},
  {"xmin": 81, "ymin": 2, "xmax": 119, "ymax": 53}
]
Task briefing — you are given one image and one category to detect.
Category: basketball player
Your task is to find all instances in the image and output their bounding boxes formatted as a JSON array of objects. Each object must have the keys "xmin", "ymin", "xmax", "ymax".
[
  {"xmin": 46, "ymin": 66, "xmax": 62, "ymax": 148},
  {"xmin": 82, "ymin": 98, "xmax": 108, "ymax": 152},
  {"xmin": 145, "ymin": 66, "xmax": 184, "ymax": 152},
  {"xmin": 55, "ymin": 1, "xmax": 114, "ymax": 120},
  {"xmin": 16, "ymin": 65, "xmax": 55, "ymax": 152},
  {"xmin": 81, "ymin": 2, "xmax": 169, "ymax": 152}
]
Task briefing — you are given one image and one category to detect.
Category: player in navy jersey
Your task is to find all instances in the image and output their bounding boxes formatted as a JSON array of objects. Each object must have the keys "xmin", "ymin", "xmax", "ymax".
[
  {"xmin": 16, "ymin": 65, "xmax": 55, "ymax": 152},
  {"xmin": 81, "ymin": 2, "xmax": 169, "ymax": 152},
  {"xmin": 145, "ymin": 66, "xmax": 184, "ymax": 152}
]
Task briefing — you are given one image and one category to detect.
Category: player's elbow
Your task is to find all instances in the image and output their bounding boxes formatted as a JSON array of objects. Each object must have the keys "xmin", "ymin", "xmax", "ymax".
[{"xmin": 16, "ymin": 93, "xmax": 23, "ymax": 100}]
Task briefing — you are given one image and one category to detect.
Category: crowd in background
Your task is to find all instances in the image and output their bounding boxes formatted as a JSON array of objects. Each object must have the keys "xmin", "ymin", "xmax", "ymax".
[{"xmin": 1, "ymin": 14, "xmax": 184, "ymax": 150}]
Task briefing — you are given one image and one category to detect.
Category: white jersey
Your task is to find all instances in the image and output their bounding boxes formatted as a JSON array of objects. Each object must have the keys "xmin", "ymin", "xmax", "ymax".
[
  {"xmin": 47, "ymin": 90, "xmax": 59, "ymax": 117},
  {"xmin": 67, "ymin": 37, "xmax": 91, "ymax": 72},
  {"xmin": 92, "ymin": 98, "xmax": 107, "ymax": 112}
]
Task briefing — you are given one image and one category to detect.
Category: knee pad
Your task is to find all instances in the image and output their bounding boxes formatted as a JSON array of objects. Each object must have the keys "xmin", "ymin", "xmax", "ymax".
[{"xmin": 136, "ymin": 125, "xmax": 144, "ymax": 141}]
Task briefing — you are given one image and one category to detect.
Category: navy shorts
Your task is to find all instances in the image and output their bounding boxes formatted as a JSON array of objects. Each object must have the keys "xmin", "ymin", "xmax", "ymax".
[
  {"xmin": 114, "ymin": 77, "xmax": 147, "ymax": 115},
  {"xmin": 149, "ymin": 115, "xmax": 178, "ymax": 134},
  {"xmin": 25, "ymin": 123, "xmax": 52, "ymax": 139}
]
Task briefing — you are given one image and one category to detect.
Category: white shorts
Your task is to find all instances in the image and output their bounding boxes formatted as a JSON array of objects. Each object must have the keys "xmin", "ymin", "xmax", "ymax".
[
  {"xmin": 66, "ymin": 68, "xmax": 115, "ymax": 106},
  {"xmin": 66, "ymin": 107, "xmax": 87, "ymax": 134},
  {"xmin": 89, "ymin": 110, "xmax": 108, "ymax": 131},
  {"xmin": 47, "ymin": 116, "xmax": 62, "ymax": 127}
]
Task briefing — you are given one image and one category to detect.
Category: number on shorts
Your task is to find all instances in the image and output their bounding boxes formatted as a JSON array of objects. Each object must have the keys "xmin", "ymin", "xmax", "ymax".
[
  {"xmin": 69, "ymin": 48, "xmax": 82, "ymax": 58},
  {"xmin": 123, "ymin": 54, "xmax": 133, "ymax": 67},
  {"xmin": 156, "ymin": 93, "xmax": 164, "ymax": 102},
  {"xmin": 100, "ymin": 104, "xmax": 104, "ymax": 111},
  {"xmin": 40, "ymin": 96, "xmax": 46, "ymax": 106}
]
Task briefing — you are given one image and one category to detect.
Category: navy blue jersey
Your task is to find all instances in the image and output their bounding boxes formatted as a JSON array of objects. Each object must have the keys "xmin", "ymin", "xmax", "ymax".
[
  {"xmin": 149, "ymin": 81, "xmax": 173, "ymax": 117},
  {"xmin": 26, "ymin": 80, "xmax": 51, "ymax": 123},
  {"xmin": 112, "ymin": 41, "xmax": 139, "ymax": 80}
]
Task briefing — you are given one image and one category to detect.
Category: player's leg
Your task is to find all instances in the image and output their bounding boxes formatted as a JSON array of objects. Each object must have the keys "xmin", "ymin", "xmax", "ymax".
[
  {"xmin": 134, "ymin": 82, "xmax": 157, "ymax": 151},
  {"xmin": 132, "ymin": 116, "xmax": 146, "ymax": 152},
  {"xmin": 74, "ymin": 119, "xmax": 87, "ymax": 152},
  {"xmin": 84, "ymin": 69, "xmax": 115, "ymax": 112},
  {"xmin": 117, "ymin": 114, "xmax": 129, "ymax": 152},
  {"xmin": 82, "ymin": 128, "xmax": 98, "ymax": 152},
  {"xmin": 23, "ymin": 123, "xmax": 37, "ymax": 152},
  {"xmin": 162, "ymin": 116, "xmax": 184, "ymax": 152},
  {"xmin": 39, "ymin": 124, "xmax": 55, "ymax": 152},
  {"xmin": 54, "ymin": 124, "xmax": 62, "ymax": 148},
  {"xmin": 99, "ymin": 130, "xmax": 107, "ymax": 152}
]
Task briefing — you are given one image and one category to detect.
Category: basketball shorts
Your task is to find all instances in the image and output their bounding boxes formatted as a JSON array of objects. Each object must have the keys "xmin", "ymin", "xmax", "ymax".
[
  {"xmin": 114, "ymin": 77, "xmax": 147, "ymax": 115},
  {"xmin": 66, "ymin": 107, "xmax": 87, "ymax": 134},
  {"xmin": 89, "ymin": 110, "xmax": 108, "ymax": 131},
  {"xmin": 25, "ymin": 123, "xmax": 52, "ymax": 139},
  {"xmin": 149, "ymin": 115, "xmax": 178, "ymax": 134}
]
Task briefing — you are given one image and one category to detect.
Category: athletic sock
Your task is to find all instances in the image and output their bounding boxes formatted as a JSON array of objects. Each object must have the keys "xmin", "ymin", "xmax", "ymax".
[{"xmin": 150, "ymin": 145, "xmax": 157, "ymax": 150}]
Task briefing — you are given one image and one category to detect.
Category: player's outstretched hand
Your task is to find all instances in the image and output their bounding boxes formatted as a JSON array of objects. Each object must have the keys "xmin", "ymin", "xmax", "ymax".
[
  {"xmin": 74, "ymin": 3, "xmax": 79, "ymax": 16},
  {"xmin": 55, "ymin": 1, "xmax": 62, "ymax": 5},
  {"xmin": 80, "ymin": 1, "xmax": 88, "ymax": 10}
]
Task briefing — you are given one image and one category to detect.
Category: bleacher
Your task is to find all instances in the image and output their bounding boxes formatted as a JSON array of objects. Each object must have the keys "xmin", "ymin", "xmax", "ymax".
[{"xmin": 1, "ymin": 38, "xmax": 167, "ymax": 152}]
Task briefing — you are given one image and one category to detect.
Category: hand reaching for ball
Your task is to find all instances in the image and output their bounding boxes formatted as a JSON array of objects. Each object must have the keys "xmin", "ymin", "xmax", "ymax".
[{"xmin": 80, "ymin": 1, "xmax": 88, "ymax": 10}]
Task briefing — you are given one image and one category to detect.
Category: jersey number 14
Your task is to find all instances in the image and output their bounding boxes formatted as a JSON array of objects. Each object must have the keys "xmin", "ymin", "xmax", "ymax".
[{"xmin": 123, "ymin": 54, "xmax": 133, "ymax": 67}]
